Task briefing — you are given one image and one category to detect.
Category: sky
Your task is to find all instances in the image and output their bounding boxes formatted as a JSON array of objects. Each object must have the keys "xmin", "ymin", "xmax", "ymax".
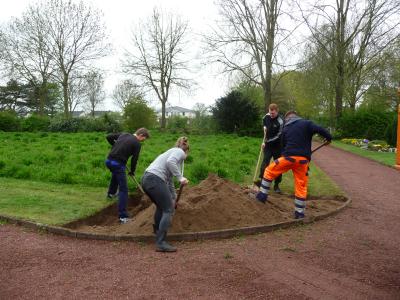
[{"xmin": 0, "ymin": 0, "xmax": 230, "ymax": 111}]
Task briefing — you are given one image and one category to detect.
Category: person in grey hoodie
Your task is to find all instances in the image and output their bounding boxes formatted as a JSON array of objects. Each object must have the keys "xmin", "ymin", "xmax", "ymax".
[{"xmin": 141, "ymin": 137, "xmax": 189, "ymax": 252}]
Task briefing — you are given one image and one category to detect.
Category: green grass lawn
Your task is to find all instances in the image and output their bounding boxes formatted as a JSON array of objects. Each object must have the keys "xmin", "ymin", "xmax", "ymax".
[
  {"xmin": 0, "ymin": 177, "xmax": 109, "ymax": 226},
  {"xmin": 0, "ymin": 131, "xmax": 343, "ymax": 225},
  {"xmin": 332, "ymin": 141, "xmax": 396, "ymax": 167}
]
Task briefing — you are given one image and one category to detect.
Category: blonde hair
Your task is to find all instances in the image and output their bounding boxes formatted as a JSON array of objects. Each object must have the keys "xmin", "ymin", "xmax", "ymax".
[{"xmin": 175, "ymin": 136, "xmax": 190, "ymax": 152}]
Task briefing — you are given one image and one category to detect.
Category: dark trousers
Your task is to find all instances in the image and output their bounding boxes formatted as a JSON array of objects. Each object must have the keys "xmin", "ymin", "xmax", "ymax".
[
  {"xmin": 259, "ymin": 144, "xmax": 282, "ymax": 185},
  {"xmin": 105, "ymin": 159, "xmax": 129, "ymax": 218},
  {"xmin": 141, "ymin": 172, "xmax": 174, "ymax": 234}
]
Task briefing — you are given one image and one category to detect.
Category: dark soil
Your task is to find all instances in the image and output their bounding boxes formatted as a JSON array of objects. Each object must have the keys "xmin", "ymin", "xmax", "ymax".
[
  {"xmin": 1, "ymin": 144, "xmax": 400, "ymax": 299},
  {"xmin": 67, "ymin": 174, "xmax": 344, "ymax": 235}
]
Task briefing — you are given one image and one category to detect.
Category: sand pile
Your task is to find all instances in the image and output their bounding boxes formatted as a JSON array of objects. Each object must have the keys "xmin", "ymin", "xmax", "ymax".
[{"xmin": 69, "ymin": 174, "xmax": 343, "ymax": 235}]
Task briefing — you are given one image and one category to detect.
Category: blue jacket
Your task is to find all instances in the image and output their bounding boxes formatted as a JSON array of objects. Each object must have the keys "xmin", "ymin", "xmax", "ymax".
[{"xmin": 281, "ymin": 117, "xmax": 332, "ymax": 160}]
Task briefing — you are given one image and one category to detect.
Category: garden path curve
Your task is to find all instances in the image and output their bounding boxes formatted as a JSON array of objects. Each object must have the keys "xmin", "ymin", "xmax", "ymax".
[{"xmin": 1, "ymin": 145, "xmax": 400, "ymax": 299}]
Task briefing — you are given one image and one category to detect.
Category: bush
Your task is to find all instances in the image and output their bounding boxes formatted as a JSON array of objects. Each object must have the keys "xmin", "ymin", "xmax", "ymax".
[
  {"xmin": 0, "ymin": 111, "xmax": 20, "ymax": 131},
  {"xmin": 167, "ymin": 116, "xmax": 189, "ymax": 133},
  {"xmin": 336, "ymin": 109, "xmax": 394, "ymax": 140},
  {"xmin": 123, "ymin": 99, "xmax": 156, "ymax": 131},
  {"xmin": 48, "ymin": 114, "xmax": 123, "ymax": 133},
  {"xmin": 48, "ymin": 118, "xmax": 82, "ymax": 132},
  {"xmin": 384, "ymin": 115, "xmax": 397, "ymax": 147},
  {"xmin": 21, "ymin": 114, "xmax": 50, "ymax": 131},
  {"xmin": 212, "ymin": 90, "xmax": 260, "ymax": 135}
]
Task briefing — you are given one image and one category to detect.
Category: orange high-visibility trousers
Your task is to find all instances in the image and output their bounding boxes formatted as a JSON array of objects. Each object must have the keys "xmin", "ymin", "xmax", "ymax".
[{"xmin": 263, "ymin": 156, "xmax": 309, "ymax": 200}]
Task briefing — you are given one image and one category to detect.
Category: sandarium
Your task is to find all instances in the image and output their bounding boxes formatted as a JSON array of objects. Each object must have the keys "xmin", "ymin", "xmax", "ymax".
[{"xmin": 65, "ymin": 174, "xmax": 347, "ymax": 237}]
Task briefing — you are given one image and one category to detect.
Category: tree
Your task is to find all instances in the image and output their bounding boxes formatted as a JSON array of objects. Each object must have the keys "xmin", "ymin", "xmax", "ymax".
[
  {"xmin": 83, "ymin": 70, "xmax": 105, "ymax": 117},
  {"xmin": 123, "ymin": 99, "xmax": 157, "ymax": 131},
  {"xmin": 212, "ymin": 90, "xmax": 260, "ymax": 133},
  {"xmin": 299, "ymin": 0, "xmax": 400, "ymax": 119},
  {"xmin": 206, "ymin": 0, "xmax": 296, "ymax": 112},
  {"xmin": 123, "ymin": 8, "xmax": 192, "ymax": 129},
  {"xmin": 42, "ymin": 0, "xmax": 110, "ymax": 118},
  {"xmin": 112, "ymin": 79, "xmax": 144, "ymax": 111},
  {"xmin": 0, "ymin": 3, "xmax": 56, "ymax": 115}
]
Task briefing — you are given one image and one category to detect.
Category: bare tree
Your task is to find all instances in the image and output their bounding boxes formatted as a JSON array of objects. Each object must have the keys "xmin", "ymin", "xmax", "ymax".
[
  {"xmin": 299, "ymin": 0, "xmax": 400, "ymax": 118},
  {"xmin": 67, "ymin": 72, "xmax": 86, "ymax": 113},
  {"xmin": 42, "ymin": 0, "xmax": 110, "ymax": 118},
  {"xmin": 123, "ymin": 8, "xmax": 192, "ymax": 129},
  {"xmin": 83, "ymin": 70, "xmax": 105, "ymax": 117},
  {"xmin": 112, "ymin": 79, "xmax": 144, "ymax": 111},
  {"xmin": 205, "ymin": 0, "xmax": 298, "ymax": 112},
  {"xmin": 0, "ymin": 4, "xmax": 56, "ymax": 115}
]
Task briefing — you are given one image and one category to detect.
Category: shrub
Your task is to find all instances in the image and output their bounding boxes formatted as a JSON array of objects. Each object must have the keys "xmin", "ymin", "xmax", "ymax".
[
  {"xmin": 212, "ymin": 90, "xmax": 260, "ymax": 135},
  {"xmin": 167, "ymin": 116, "xmax": 189, "ymax": 133},
  {"xmin": 337, "ymin": 109, "xmax": 394, "ymax": 140},
  {"xmin": 384, "ymin": 115, "xmax": 397, "ymax": 147},
  {"xmin": 123, "ymin": 99, "xmax": 156, "ymax": 131},
  {"xmin": 48, "ymin": 118, "xmax": 82, "ymax": 132},
  {"xmin": 0, "ymin": 111, "xmax": 20, "ymax": 131},
  {"xmin": 21, "ymin": 115, "xmax": 50, "ymax": 131}
]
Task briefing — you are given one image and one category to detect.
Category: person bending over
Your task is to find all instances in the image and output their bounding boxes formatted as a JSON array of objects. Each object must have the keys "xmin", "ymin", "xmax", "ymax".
[{"xmin": 141, "ymin": 137, "xmax": 189, "ymax": 252}]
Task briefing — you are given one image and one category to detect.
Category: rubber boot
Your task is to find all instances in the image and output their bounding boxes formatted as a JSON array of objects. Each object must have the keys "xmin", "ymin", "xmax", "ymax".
[{"xmin": 155, "ymin": 231, "xmax": 177, "ymax": 252}]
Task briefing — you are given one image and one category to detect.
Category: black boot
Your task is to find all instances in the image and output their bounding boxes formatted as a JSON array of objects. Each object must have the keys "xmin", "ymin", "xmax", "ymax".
[{"xmin": 155, "ymin": 230, "xmax": 177, "ymax": 252}]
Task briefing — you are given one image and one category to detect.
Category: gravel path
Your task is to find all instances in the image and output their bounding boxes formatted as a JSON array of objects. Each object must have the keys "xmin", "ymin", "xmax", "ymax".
[{"xmin": 1, "ymin": 145, "xmax": 399, "ymax": 299}]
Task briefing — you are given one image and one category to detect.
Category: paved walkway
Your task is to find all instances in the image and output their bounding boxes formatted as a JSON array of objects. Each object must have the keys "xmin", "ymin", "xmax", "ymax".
[{"xmin": 1, "ymin": 145, "xmax": 399, "ymax": 299}]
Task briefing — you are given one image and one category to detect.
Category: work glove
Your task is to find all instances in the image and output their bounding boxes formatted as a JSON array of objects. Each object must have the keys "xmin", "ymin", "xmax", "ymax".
[
  {"xmin": 180, "ymin": 177, "xmax": 189, "ymax": 185},
  {"xmin": 255, "ymin": 191, "xmax": 268, "ymax": 204}
]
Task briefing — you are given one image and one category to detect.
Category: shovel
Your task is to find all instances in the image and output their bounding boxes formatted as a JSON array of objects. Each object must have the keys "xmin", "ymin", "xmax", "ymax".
[
  {"xmin": 311, "ymin": 140, "xmax": 330, "ymax": 154},
  {"xmin": 174, "ymin": 184, "xmax": 184, "ymax": 209},
  {"xmin": 126, "ymin": 167, "xmax": 145, "ymax": 194}
]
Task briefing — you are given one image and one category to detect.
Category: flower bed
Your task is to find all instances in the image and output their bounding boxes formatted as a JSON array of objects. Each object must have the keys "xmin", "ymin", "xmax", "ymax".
[{"xmin": 341, "ymin": 138, "xmax": 397, "ymax": 153}]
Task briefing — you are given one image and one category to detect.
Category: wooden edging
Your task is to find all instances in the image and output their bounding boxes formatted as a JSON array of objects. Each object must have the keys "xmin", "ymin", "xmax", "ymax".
[{"xmin": 0, "ymin": 197, "xmax": 351, "ymax": 242}]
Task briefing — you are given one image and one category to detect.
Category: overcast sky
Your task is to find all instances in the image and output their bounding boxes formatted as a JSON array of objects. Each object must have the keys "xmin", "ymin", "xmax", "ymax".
[{"xmin": 0, "ymin": 0, "xmax": 230, "ymax": 111}]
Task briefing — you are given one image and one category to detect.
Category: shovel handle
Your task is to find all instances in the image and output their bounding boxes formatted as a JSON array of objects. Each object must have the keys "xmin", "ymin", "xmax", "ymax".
[
  {"xmin": 126, "ymin": 167, "xmax": 145, "ymax": 194},
  {"xmin": 311, "ymin": 140, "xmax": 330, "ymax": 154},
  {"xmin": 175, "ymin": 184, "xmax": 184, "ymax": 209}
]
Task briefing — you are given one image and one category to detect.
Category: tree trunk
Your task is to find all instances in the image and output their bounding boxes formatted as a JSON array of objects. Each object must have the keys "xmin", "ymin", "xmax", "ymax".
[
  {"xmin": 161, "ymin": 101, "xmax": 166, "ymax": 129},
  {"xmin": 62, "ymin": 76, "xmax": 70, "ymax": 119},
  {"xmin": 263, "ymin": 81, "xmax": 272, "ymax": 113}
]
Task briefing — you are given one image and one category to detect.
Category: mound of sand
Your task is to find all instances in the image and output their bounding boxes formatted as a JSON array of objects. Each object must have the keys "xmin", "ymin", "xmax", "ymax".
[{"xmin": 70, "ymin": 174, "xmax": 344, "ymax": 235}]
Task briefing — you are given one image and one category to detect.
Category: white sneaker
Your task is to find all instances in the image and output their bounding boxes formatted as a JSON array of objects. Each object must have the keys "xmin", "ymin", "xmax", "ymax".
[{"xmin": 119, "ymin": 217, "xmax": 130, "ymax": 224}]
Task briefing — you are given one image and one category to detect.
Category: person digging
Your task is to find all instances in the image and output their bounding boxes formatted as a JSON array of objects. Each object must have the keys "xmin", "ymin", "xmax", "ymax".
[
  {"xmin": 141, "ymin": 137, "xmax": 189, "ymax": 252},
  {"xmin": 254, "ymin": 111, "xmax": 332, "ymax": 219},
  {"xmin": 255, "ymin": 103, "xmax": 284, "ymax": 194},
  {"xmin": 105, "ymin": 128, "xmax": 150, "ymax": 224}
]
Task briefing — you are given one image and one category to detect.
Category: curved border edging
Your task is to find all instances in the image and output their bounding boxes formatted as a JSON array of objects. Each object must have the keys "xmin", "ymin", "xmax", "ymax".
[{"xmin": 0, "ymin": 196, "xmax": 351, "ymax": 242}]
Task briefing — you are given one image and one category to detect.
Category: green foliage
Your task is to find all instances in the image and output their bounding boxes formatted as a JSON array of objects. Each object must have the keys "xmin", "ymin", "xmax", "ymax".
[
  {"xmin": 21, "ymin": 114, "xmax": 50, "ymax": 131},
  {"xmin": 212, "ymin": 90, "xmax": 260, "ymax": 135},
  {"xmin": 123, "ymin": 99, "xmax": 156, "ymax": 131},
  {"xmin": 336, "ymin": 109, "xmax": 394, "ymax": 140},
  {"xmin": 167, "ymin": 115, "xmax": 189, "ymax": 133},
  {"xmin": 48, "ymin": 114, "xmax": 122, "ymax": 133},
  {"xmin": 384, "ymin": 115, "xmax": 397, "ymax": 146},
  {"xmin": 190, "ymin": 162, "xmax": 210, "ymax": 184},
  {"xmin": 0, "ymin": 111, "xmax": 20, "ymax": 131}
]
